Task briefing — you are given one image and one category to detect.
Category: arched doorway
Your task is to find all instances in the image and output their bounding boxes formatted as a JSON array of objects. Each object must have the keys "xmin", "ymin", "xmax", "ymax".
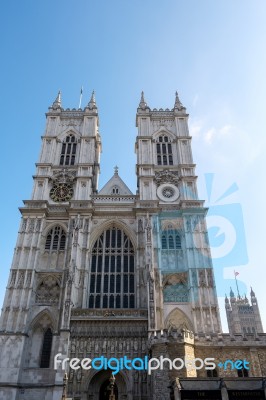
[
  {"xmin": 87, "ymin": 369, "xmax": 128, "ymax": 400},
  {"xmin": 99, "ymin": 378, "xmax": 118, "ymax": 400}
]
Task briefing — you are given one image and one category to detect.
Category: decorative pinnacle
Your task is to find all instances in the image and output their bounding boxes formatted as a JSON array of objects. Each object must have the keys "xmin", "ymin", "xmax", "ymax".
[
  {"xmin": 52, "ymin": 90, "xmax": 61, "ymax": 108},
  {"xmin": 114, "ymin": 165, "xmax": 119, "ymax": 175},
  {"xmin": 250, "ymin": 286, "xmax": 255, "ymax": 297},
  {"xmin": 174, "ymin": 91, "xmax": 185, "ymax": 110},
  {"xmin": 139, "ymin": 91, "xmax": 148, "ymax": 109},
  {"xmin": 87, "ymin": 90, "xmax": 97, "ymax": 109}
]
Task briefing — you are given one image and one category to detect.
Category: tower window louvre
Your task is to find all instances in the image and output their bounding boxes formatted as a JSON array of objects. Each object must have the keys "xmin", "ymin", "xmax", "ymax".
[
  {"xmin": 60, "ymin": 134, "xmax": 77, "ymax": 166},
  {"xmin": 156, "ymin": 135, "xmax": 173, "ymax": 166}
]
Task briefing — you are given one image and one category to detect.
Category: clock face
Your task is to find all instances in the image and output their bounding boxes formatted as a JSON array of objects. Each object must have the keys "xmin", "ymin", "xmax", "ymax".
[
  {"xmin": 162, "ymin": 187, "xmax": 175, "ymax": 198},
  {"xmin": 157, "ymin": 183, "xmax": 180, "ymax": 202},
  {"xmin": 50, "ymin": 183, "xmax": 73, "ymax": 202}
]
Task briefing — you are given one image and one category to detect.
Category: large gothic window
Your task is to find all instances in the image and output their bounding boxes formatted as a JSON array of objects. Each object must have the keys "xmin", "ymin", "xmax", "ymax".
[
  {"xmin": 45, "ymin": 226, "xmax": 66, "ymax": 251},
  {"xmin": 161, "ymin": 230, "xmax": 181, "ymax": 250},
  {"xmin": 60, "ymin": 134, "xmax": 77, "ymax": 166},
  {"xmin": 156, "ymin": 135, "xmax": 173, "ymax": 166},
  {"xmin": 40, "ymin": 328, "xmax": 53, "ymax": 368},
  {"xmin": 88, "ymin": 227, "xmax": 135, "ymax": 309}
]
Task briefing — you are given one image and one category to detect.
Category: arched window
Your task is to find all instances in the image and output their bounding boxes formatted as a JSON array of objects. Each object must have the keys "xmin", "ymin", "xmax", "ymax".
[
  {"xmin": 40, "ymin": 328, "xmax": 53, "ymax": 368},
  {"xmin": 156, "ymin": 135, "xmax": 173, "ymax": 166},
  {"xmin": 45, "ymin": 226, "xmax": 66, "ymax": 251},
  {"xmin": 112, "ymin": 186, "xmax": 120, "ymax": 194},
  {"xmin": 60, "ymin": 134, "xmax": 77, "ymax": 166},
  {"xmin": 88, "ymin": 227, "xmax": 135, "ymax": 309},
  {"xmin": 161, "ymin": 230, "xmax": 181, "ymax": 250}
]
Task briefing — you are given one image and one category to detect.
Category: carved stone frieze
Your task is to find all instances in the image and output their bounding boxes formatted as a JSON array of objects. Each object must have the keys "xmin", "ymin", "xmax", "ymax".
[
  {"xmin": 35, "ymin": 274, "xmax": 61, "ymax": 304},
  {"xmin": 51, "ymin": 169, "xmax": 76, "ymax": 184},
  {"xmin": 155, "ymin": 170, "xmax": 179, "ymax": 187}
]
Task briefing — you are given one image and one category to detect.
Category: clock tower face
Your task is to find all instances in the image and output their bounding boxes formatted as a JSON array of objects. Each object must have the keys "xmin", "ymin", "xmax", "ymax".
[{"xmin": 50, "ymin": 183, "xmax": 73, "ymax": 202}]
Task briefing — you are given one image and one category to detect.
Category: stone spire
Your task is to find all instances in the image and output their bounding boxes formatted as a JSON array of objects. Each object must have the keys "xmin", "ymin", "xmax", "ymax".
[
  {"xmin": 174, "ymin": 91, "xmax": 185, "ymax": 111},
  {"xmin": 87, "ymin": 90, "xmax": 97, "ymax": 109},
  {"xmin": 138, "ymin": 91, "xmax": 149, "ymax": 110},
  {"xmin": 250, "ymin": 287, "xmax": 256, "ymax": 297},
  {"xmin": 230, "ymin": 287, "xmax": 235, "ymax": 298},
  {"xmin": 51, "ymin": 90, "xmax": 62, "ymax": 109},
  {"xmin": 114, "ymin": 165, "xmax": 119, "ymax": 175}
]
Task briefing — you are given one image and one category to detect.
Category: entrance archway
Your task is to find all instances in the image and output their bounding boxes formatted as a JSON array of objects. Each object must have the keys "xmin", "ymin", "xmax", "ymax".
[
  {"xmin": 99, "ymin": 378, "xmax": 118, "ymax": 400},
  {"xmin": 87, "ymin": 369, "xmax": 128, "ymax": 400}
]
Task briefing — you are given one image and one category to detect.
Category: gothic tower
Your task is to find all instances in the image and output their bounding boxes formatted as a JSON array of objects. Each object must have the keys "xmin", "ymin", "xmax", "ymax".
[
  {"xmin": 135, "ymin": 92, "xmax": 222, "ymax": 335},
  {"xmin": 225, "ymin": 287, "xmax": 264, "ymax": 335},
  {"xmin": 0, "ymin": 91, "xmax": 224, "ymax": 400}
]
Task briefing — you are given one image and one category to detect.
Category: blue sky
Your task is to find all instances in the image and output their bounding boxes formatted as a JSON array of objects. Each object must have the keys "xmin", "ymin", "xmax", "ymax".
[{"xmin": 0, "ymin": 0, "xmax": 266, "ymax": 332}]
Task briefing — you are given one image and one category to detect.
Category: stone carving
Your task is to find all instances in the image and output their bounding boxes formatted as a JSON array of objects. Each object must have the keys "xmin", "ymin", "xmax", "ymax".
[
  {"xmin": 35, "ymin": 275, "xmax": 60, "ymax": 304},
  {"xmin": 165, "ymin": 308, "xmax": 193, "ymax": 332},
  {"xmin": 9, "ymin": 271, "xmax": 17, "ymax": 287},
  {"xmin": 26, "ymin": 271, "xmax": 32, "ymax": 288},
  {"xmin": 16, "ymin": 272, "xmax": 25, "ymax": 288},
  {"xmin": 199, "ymin": 270, "xmax": 206, "ymax": 287},
  {"xmin": 145, "ymin": 216, "xmax": 152, "ymax": 242},
  {"xmin": 28, "ymin": 219, "xmax": 35, "ymax": 233},
  {"xmin": 51, "ymin": 169, "xmax": 76, "ymax": 184},
  {"xmin": 163, "ymin": 272, "xmax": 187, "ymax": 287},
  {"xmin": 207, "ymin": 270, "xmax": 213, "ymax": 287},
  {"xmin": 36, "ymin": 219, "xmax": 41, "ymax": 231},
  {"xmin": 163, "ymin": 283, "xmax": 188, "ymax": 303},
  {"xmin": 155, "ymin": 170, "xmax": 179, "ymax": 187},
  {"xmin": 21, "ymin": 219, "xmax": 27, "ymax": 232},
  {"xmin": 138, "ymin": 219, "xmax": 144, "ymax": 232}
]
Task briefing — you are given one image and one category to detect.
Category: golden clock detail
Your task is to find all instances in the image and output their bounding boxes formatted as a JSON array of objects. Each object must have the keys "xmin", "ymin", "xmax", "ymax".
[{"xmin": 50, "ymin": 183, "xmax": 74, "ymax": 202}]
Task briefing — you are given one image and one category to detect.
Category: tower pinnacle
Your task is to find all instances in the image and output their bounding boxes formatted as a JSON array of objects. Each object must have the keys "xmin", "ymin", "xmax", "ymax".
[
  {"xmin": 51, "ymin": 90, "xmax": 62, "ymax": 109},
  {"xmin": 87, "ymin": 90, "xmax": 97, "ymax": 109},
  {"xmin": 174, "ymin": 91, "xmax": 185, "ymax": 111},
  {"xmin": 138, "ymin": 91, "xmax": 149, "ymax": 110}
]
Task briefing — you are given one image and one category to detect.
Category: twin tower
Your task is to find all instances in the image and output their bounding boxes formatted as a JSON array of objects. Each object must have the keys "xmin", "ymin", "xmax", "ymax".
[{"xmin": 0, "ymin": 91, "xmax": 264, "ymax": 400}]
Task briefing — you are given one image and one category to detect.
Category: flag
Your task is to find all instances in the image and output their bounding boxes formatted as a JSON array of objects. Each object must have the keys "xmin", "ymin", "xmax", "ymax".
[
  {"xmin": 80, "ymin": 86, "xmax": 83, "ymax": 95},
  {"xmin": 234, "ymin": 271, "xmax": 239, "ymax": 277}
]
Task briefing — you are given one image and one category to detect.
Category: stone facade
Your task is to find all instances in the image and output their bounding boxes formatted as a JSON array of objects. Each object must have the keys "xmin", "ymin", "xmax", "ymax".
[{"xmin": 0, "ymin": 91, "xmax": 265, "ymax": 400}]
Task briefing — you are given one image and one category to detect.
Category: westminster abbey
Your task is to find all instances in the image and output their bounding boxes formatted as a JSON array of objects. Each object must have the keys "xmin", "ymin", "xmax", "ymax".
[{"xmin": 0, "ymin": 91, "xmax": 266, "ymax": 400}]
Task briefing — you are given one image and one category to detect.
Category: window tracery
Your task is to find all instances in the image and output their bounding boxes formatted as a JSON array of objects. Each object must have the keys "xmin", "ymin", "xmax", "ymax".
[
  {"xmin": 60, "ymin": 134, "xmax": 77, "ymax": 166},
  {"xmin": 161, "ymin": 230, "xmax": 181, "ymax": 250},
  {"xmin": 156, "ymin": 135, "xmax": 173, "ymax": 165},
  {"xmin": 88, "ymin": 227, "xmax": 135, "ymax": 309},
  {"xmin": 45, "ymin": 226, "xmax": 66, "ymax": 251}
]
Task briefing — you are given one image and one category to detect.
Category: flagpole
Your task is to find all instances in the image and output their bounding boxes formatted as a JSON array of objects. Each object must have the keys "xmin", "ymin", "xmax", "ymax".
[
  {"xmin": 234, "ymin": 270, "xmax": 240, "ymax": 298},
  {"xmin": 78, "ymin": 86, "xmax": 83, "ymax": 109}
]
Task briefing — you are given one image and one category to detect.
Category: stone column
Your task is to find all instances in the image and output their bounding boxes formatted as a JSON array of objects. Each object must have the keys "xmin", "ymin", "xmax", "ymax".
[{"xmin": 220, "ymin": 379, "xmax": 229, "ymax": 400}]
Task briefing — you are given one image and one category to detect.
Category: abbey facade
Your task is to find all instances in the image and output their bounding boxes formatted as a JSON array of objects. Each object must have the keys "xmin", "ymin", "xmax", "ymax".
[{"xmin": 0, "ymin": 92, "xmax": 265, "ymax": 400}]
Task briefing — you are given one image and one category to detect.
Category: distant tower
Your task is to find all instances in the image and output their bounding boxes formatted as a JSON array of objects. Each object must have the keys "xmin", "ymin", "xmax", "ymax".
[{"xmin": 225, "ymin": 287, "xmax": 264, "ymax": 334}]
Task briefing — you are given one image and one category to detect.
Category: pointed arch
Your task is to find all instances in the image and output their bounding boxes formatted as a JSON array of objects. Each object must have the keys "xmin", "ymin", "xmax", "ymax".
[
  {"xmin": 153, "ymin": 131, "xmax": 174, "ymax": 166},
  {"xmin": 28, "ymin": 308, "xmax": 57, "ymax": 334},
  {"xmin": 44, "ymin": 225, "xmax": 67, "ymax": 251},
  {"xmin": 165, "ymin": 307, "xmax": 194, "ymax": 332},
  {"xmin": 26, "ymin": 309, "xmax": 56, "ymax": 368},
  {"xmin": 90, "ymin": 219, "xmax": 137, "ymax": 252},
  {"xmin": 88, "ymin": 222, "xmax": 136, "ymax": 309}
]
